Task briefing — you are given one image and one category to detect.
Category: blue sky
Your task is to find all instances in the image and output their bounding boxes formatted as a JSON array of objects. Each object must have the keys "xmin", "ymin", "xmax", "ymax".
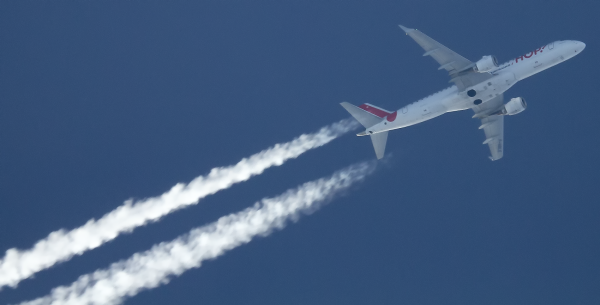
[{"xmin": 1, "ymin": 1, "xmax": 599, "ymax": 304}]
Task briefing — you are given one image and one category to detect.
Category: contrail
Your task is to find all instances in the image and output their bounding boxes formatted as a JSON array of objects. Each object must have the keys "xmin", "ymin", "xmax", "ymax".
[
  {"xmin": 0, "ymin": 119, "xmax": 359, "ymax": 290},
  {"xmin": 18, "ymin": 162, "xmax": 374, "ymax": 305}
]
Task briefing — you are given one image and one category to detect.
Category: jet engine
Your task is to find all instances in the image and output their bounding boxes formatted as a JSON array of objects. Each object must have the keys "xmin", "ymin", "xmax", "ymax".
[
  {"xmin": 474, "ymin": 55, "xmax": 499, "ymax": 73},
  {"xmin": 499, "ymin": 97, "xmax": 527, "ymax": 115}
]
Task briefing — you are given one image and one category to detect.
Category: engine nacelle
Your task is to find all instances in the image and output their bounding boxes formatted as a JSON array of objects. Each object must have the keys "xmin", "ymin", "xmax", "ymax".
[
  {"xmin": 500, "ymin": 97, "xmax": 527, "ymax": 115},
  {"xmin": 474, "ymin": 55, "xmax": 499, "ymax": 73}
]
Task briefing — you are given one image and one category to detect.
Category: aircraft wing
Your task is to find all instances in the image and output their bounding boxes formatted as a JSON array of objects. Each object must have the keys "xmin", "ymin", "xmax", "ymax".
[
  {"xmin": 399, "ymin": 25, "xmax": 493, "ymax": 90},
  {"xmin": 472, "ymin": 94, "xmax": 505, "ymax": 160}
]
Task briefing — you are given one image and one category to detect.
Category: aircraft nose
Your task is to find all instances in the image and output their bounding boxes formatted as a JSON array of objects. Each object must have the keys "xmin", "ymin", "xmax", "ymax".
[
  {"xmin": 574, "ymin": 40, "xmax": 586, "ymax": 51},
  {"xmin": 570, "ymin": 41, "xmax": 586, "ymax": 55}
]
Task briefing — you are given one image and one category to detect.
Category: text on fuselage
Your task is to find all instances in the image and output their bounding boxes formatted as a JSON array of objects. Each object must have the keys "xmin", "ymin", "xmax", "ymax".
[{"xmin": 515, "ymin": 46, "xmax": 546, "ymax": 63}]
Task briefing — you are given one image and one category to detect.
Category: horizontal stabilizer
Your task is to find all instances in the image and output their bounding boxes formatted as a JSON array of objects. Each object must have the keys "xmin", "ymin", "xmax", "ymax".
[{"xmin": 371, "ymin": 132, "xmax": 388, "ymax": 159}]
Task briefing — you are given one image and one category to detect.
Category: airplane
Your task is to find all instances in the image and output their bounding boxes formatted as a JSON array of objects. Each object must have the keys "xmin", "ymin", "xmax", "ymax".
[{"xmin": 341, "ymin": 25, "xmax": 585, "ymax": 160}]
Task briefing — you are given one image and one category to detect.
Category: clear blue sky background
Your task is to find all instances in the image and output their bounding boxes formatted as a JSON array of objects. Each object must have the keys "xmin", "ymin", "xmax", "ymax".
[{"xmin": 1, "ymin": 1, "xmax": 599, "ymax": 304}]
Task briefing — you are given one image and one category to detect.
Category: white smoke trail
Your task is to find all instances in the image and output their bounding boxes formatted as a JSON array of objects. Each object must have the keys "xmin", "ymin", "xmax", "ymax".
[
  {"xmin": 18, "ymin": 162, "xmax": 374, "ymax": 305},
  {"xmin": 0, "ymin": 119, "xmax": 359, "ymax": 290}
]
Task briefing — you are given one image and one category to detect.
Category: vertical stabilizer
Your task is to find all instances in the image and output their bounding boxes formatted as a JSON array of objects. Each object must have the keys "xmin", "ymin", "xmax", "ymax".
[
  {"xmin": 370, "ymin": 132, "xmax": 388, "ymax": 159},
  {"xmin": 340, "ymin": 102, "xmax": 383, "ymax": 128}
]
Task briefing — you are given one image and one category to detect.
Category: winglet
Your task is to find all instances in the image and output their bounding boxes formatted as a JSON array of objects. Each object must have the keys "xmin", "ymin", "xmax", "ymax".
[{"xmin": 398, "ymin": 25, "xmax": 415, "ymax": 34}]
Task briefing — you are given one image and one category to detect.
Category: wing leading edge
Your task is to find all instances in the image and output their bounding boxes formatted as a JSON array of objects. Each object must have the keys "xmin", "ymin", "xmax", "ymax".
[
  {"xmin": 398, "ymin": 25, "xmax": 493, "ymax": 90},
  {"xmin": 399, "ymin": 25, "xmax": 473, "ymax": 74}
]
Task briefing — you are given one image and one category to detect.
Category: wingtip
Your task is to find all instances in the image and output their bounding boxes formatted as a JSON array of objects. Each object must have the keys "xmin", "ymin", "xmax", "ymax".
[{"xmin": 398, "ymin": 25, "xmax": 414, "ymax": 33}]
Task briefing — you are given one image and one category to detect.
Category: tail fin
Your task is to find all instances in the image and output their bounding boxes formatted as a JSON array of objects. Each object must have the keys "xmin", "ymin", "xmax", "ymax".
[
  {"xmin": 340, "ymin": 102, "xmax": 382, "ymax": 128},
  {"xmin": 340, "ymin": 102, "xmax": 390, "ymax": 159}
]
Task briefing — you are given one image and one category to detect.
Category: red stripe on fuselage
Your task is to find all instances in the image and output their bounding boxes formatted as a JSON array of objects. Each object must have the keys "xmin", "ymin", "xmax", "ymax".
[{"xmin": 358, "ymin": 104, "xmax": 391, "ymax": 118}]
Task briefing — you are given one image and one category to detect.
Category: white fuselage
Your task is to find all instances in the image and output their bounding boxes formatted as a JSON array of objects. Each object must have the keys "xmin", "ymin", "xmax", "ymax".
[{"xmin": 366, "ymin": 40, "xmax": 585, "ymax": 134}]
